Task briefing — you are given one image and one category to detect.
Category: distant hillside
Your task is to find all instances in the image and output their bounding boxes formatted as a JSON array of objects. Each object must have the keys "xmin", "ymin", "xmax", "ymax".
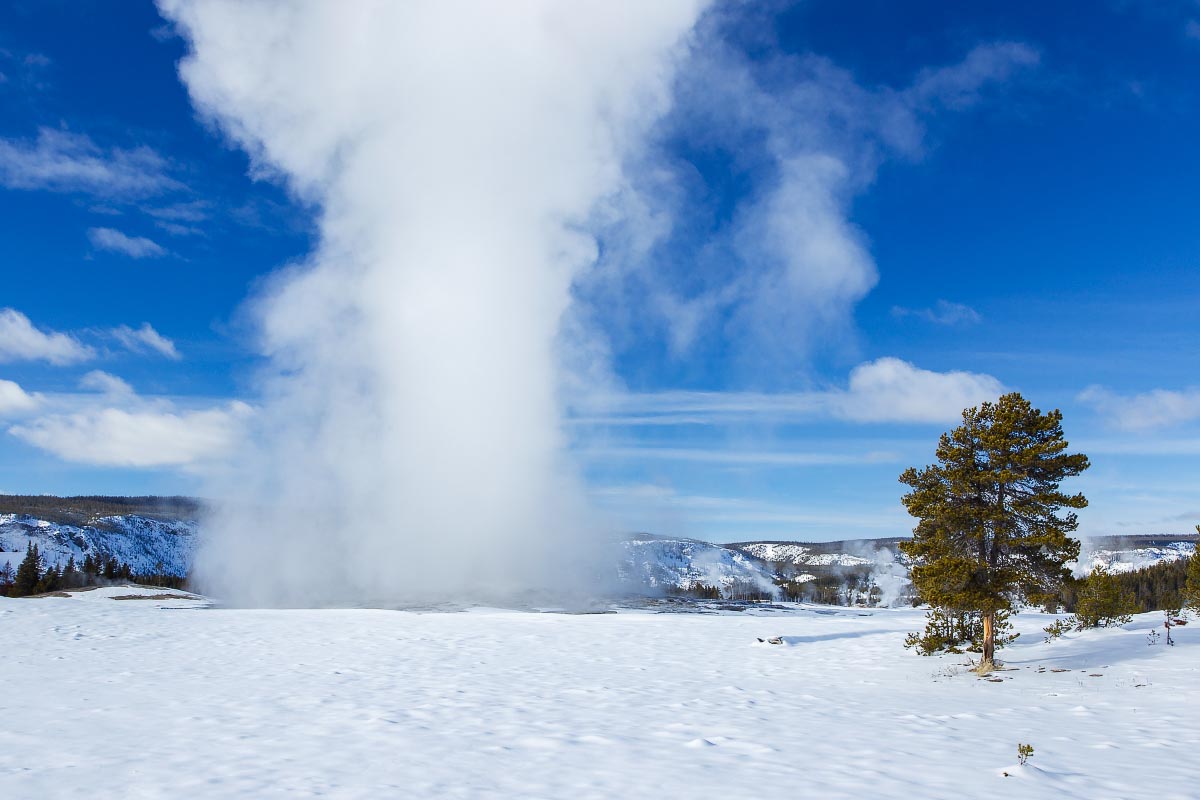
[
  {"xmin": 0, "ymin": 495, "xmax": 202, "ymax": 526},
  {"xmin": 0, "ymin": 497, "xmax": 1194, "ymax": 599},
  {"xmin": 1076, "ymin": 534, "xmax": 1198, "ymax": 575},
  {"xmin": 618, "ymin": 534, "xmax": 780, "ymax": 597},
  {"xmin": 725, "ymin": 538, "xmax": 909, "ymax": 568},
  {"xmin": 0, "ymin": 495, "xmax": 202, "ymax": 578}
]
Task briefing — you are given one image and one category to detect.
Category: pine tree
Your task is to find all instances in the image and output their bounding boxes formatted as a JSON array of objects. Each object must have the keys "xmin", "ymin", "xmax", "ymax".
[
  {"xmin": 0, "ymin": 560, "xmax": 14, "ymax": 595},
  {"xmin": 899, "ymin": 392, "xmax": 1089, "ymax": 668},
  {"xmin": 62, "ymin": 556, "xmax": 79, "ymax": 590},
  {"xmin": 36, "ymin": 563, "xmax": 61, "ymax": 594},
  {"xmin": 13, "ymin": 542, "xmax": 42, "ymax": 597},
  {"xmin": 1073, "ymin": 565, "xmax": 1136, "ymax": 628}
]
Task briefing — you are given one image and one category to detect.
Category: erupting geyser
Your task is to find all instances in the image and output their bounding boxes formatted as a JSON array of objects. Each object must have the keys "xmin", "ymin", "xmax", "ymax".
[{"xmin": 158, "ymin": 0, "xmax": 708, "ymax": 605}]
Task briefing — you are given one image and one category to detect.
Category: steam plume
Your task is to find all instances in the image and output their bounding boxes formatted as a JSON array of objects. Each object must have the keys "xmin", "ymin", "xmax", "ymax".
[{"xmin": 159, "ymin": 0, "xmax": 707, "ymax": 605}]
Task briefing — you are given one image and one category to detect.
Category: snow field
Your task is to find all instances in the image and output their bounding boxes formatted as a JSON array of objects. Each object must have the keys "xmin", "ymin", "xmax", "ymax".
[{"xmin": 1, "ymin": 594, "xmax": 1197, "ymax": 799}]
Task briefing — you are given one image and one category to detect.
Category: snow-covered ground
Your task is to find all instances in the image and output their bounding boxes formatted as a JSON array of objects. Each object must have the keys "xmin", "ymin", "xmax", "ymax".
[{"xmin": 2, "ymin": 592, "xmax": 1197, "ymax": 798}]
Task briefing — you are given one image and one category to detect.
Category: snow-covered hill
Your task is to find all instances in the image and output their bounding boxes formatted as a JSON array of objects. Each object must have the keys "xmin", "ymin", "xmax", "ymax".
[
  {"xmin": 0, "ymin": 513, "xmax": 197, "ymax": 576},
  {"xmin": 1076, "ymin": 537, "xmax": 1196, "ymax": 575},
  {"xmin": 731, "ymin": 541, "xmax": 875, "ymax": 568},
  {"xmin": 618, "ymin": 535, "xmax": 780, "ymax": 595}
]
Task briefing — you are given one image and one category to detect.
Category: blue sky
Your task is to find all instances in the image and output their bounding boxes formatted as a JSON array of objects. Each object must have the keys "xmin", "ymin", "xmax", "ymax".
[{"xmin": 0, "ymin": 0, "xmax": 1198, "ymax": 542}]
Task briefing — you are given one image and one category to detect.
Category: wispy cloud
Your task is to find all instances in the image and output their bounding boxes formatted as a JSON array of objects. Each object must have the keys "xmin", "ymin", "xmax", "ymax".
[
  {"xmin": 88, "ymin": 227, "xmax": 167, "ymax": 258},
  {"xmin": 585, "ymin": 34, "xmax": 1039, "ymax": 372},
  {"xmin": 145, "ymin": 200, "xmax": 208, "ymax": 236},
  {"xmin": 0, "ymin": 128, "xmax": 183, "ymax": 199},
  {"xmin": 0, "ymin": 308, "xmax": 94, "ymax": 365},
  {"xmin": 590, "ymin": 483, "xmax": 907, "ymax": 532},
  {"xmin": 153, "ymin": 221, "xmax": 203, "ymax": 236},
  {"xmin": 907, "ymin": 41, "xmax": 1041, "ymax": 111},
  {"xmin": 144, "ymin": 199, "xmax": 208, "ymax": 222},
  {"xmin": 1079, "ymin": 384, "xmax": 1200, "ymax": 431},
  {"xmin": 79, "ymin": 370, "xmax": 135, "ymax": 397},
  {"xmin": 580, "ymin": 446, "xmax": 899, "ymax": 467},
  {"xmin": 577, "ymin": 358, "xmax": 1003, "ymax": 427},
  {"xmin": 111, "ymin": 323, "xmax": 181, "ymax": 360},
  {"xmin": 1187, "ymin": 19, "xmax": 1200, "ymax": 39},
  {"xmin": 0, "ymin": 48, "xmax": 52, "ymax": 90},
  {"xmin": 891, "ymin": 300, "xmax": 981, "ymax": 326}
]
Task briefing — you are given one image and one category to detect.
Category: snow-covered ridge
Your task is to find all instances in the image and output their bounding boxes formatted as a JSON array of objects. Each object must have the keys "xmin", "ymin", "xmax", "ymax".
[
  {"xmin": 618, "ymin": 537, "xmax": 780, "ymax": 595},
  {"xmin": 0, "ymin": 513, "xmax": 197, "ymax": 576},
  {"xmin": 1077, "ymin": 540, "xmax": 1196, "ymax": 575},
  {"xmin": 734, "ymin": 542, "xmax": 874, "ymax": 567}
]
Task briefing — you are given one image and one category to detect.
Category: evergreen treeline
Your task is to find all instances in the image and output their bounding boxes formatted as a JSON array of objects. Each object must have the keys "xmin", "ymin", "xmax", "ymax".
[
  {"xmin": 663, "ymin": 581, "xmax": 775, "ymax": 601},
  {"xmin": 0, "ymin": 494, "xmax": 201, "ymax": 525},
  {"xmin": 0, "ymin": 543, "xmax": 185, "ymax": 597},
  {"xmin": 1059, "ymin": 557, "xmax": 1193, "ymax": 614}
]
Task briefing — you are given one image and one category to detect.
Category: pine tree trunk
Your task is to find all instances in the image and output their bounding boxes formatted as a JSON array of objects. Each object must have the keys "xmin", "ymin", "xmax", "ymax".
[{"xmin": 982, "ymin": 612, "xmax": 996, "ymax": 666}]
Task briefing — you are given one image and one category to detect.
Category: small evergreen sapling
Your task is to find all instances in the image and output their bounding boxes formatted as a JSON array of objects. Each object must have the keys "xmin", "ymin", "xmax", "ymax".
[
  {"xmin": 1162, "ymin": 608, "xmax": 1180, "ymax": 646},
  {"xmin": 1017, "ymin": 743, "xmax": 1034, "ymax": 766},
  {"xmin": 0, "ymin": 560, "xmax": 13, "ymax": 596}
]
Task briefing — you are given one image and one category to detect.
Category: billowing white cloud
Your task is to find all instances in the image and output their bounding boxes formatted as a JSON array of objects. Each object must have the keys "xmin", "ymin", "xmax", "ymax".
[
  {"xmin": 892, "ymin": 300, "xmax": 981, "ymax": 326},
  {"xmin": 835, "ymin": 357, "xmax": 1004, "ymax": 423},
  {"xmin": 0, "ymin": 379, "xmax": 38, "ymax": 416},
  {"xmin": 88, "ymin": 227, "xmax": 167, "ymax": 258},
  {"xmin": 9, "ymin": 395, "xmax": 252, "ymax": 468},
  {"xmin": 111, "ymin": 323, "xmax": 181, "ymax": 360},
  {"xmin": 0, "ymin": 128, "xmax": 182, "ymax": 199},
  {"xmin": 0, "ymin": 308, "xmax": 94, "ymax": 365},
  {"xmin": 1079, "ymin": 385, "xmax": 1200, "ymax": 431}
]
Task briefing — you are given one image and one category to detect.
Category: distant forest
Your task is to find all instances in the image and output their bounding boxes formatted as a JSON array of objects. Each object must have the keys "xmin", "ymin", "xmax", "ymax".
[
  {"xmin": 1061, "ymin": 557, "xmax": 1193, "ymax": 615},
  {"xmin": 0, "ymin": 495, "xmax": 202, "ymax": 525}
]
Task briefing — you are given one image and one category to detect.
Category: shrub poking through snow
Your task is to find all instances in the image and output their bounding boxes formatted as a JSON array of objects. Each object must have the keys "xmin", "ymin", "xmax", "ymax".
[
  {"xmin": 1017, "ymin": 743, "xmax": 1034, "ymax": 766},
  {"xmin": 1043, "ymin": 618, "xmax": 1073, "ymax": 642}
]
